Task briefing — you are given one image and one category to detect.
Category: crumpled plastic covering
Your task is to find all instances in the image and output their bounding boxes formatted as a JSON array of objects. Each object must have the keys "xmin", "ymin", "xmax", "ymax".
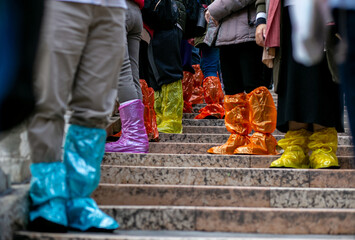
[
  {"xmin": 67, "ymin": 198, "xmax": 119, "ymax": 231},
  {"xmin": 308, "ymin": 127, "xmax": 339, "ymax": 169},
  {"xmin": 195, "ymin": 76, "xmax": 224, "ymax": 119},
  {"xmin": 154, "ymin": 80, "xmax": 183, "ymax": 133},
  {"xmin": 224, "ymin": 93, "xmax": 251, "ymax": 135},
  {"xmin": 29, "ymin": 162, "xmax": 68, "ymax": 226},
  {"xmin": 270, "ymin": 128, "xmax": 311, "ymax": 168},
  {"xmin": 234, "ymin": 132, "xmax": 278, "ymax": 155},
  {"xmin": 202, "ymin": 76, "xmax": 224, "ymax": 104},
  {"xmin": 247, "ymin": 86, "xmax": 277, "ymax": 133},
  {"xmin": 140, "ymin": 80, "xmax": 159, "ymax": 141},
  {"xmin": 64, "ymin": 124, "xmax": 119, "ymax": 231},
  {"xmin": 195, "ymin": 103, "xmax": 225, "ymax": 119},
  {"xmin": 208, "ymin": 93, "xmax": 250, "ymax": 154},
  {"xmin": 190, "ymin": 65, "xmax": 204, "ymax": 104},
  {"xmin": 105, "ymin": 99, "xmax": 149, "ymax": 153},
  {"xmin": 182, "ymin": 71, "xmax": 194, "ymax": 113},
  {"xmin": 207, "ymin": 134, "xmax": 250, "ymax": 154},
  {"xmin": 234, "ymin": 87, "xmax": 277, "ymax": 155}
]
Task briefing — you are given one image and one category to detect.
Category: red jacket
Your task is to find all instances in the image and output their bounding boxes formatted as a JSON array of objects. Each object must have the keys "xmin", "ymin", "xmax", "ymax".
[{"xmin": 133, "ymin": 0, "xmax": 144, "ymax": 9}]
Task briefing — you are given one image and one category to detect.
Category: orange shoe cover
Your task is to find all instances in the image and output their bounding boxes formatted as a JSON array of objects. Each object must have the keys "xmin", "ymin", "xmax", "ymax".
[
  {"xmin": 182, "ymin": 71, "xmax": 194, "ymax": 113},
  {"xmin": 234, "ymin": 132, "xmax": 278, "ymax": 155},
  {"xmin": 208, "ymin": 134, "xmax": 250, "ymax": 154},
  {"xmin": 247, "ymin": 86, "xmax": 277, "ymax": 133},
  {"xmin": 194, "ymin": 103, "xmax": 224, "ymax": 119}
]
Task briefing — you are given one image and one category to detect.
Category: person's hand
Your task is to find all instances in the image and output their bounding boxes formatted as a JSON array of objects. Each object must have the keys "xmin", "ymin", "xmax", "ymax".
[
  {"xmin": 255, "ymin": 24, "xmax": 267, "ymax": 47},
  {"xmin": 205, "ymin": 10, "xmax": 218, "ymax": 26}
]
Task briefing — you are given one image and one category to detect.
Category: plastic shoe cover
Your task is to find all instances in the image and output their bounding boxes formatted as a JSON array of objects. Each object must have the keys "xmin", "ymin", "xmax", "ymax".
[
  {"xmin": 247, "ymin": 87, "xmax": 277, "ymax": 133},
  {"xmin": 190, "ymin": 64, "xmax": 204, "ymax": 104},
  {"xmin": 105, "ymin": 99, "xmax": 149, "ymax": 153},
  {"xmin": 29, "ymin": 162, "xmax": 68, "ymax": 228},
  {"xmin": 234, "ymin": 132, "xmax": 278, "ymax": 155},
  {"xmin": 64, "ymin": 125, "xmax": 119, "ymax": 231},
  {"xmin": 208, "ymin": 134, "xmax": 250, "ymax": 154},
  {"xmin": 270, "ymin": 145, "xmax": 309, "ymax": 168},
  {"xmin": 182, "ymin": 71, "xmax": 194, "ymax": 113},
  {"xmin": 308, "ymin": 127, "xmax": 339, "ymax": 169},
  {"xmin": 224, "ymin": 93, "xmax": 251, "ymax": 135},
  {"xmin": 67, "ymin": 198, "xmax": 118, "ymax": 232},
  {"xmin": 270, "ymin": 128, "xmax": 311, "ymax": 168},
  {"xmin": 156, "ymin": 80, "xmax": 183, "ymax": 134},
  {"xmin": 140, "ymin": 80, "xmax": 159, "ymax": 141},
  {"xmin": 194, "ymin": 103, "xmax": 224, "ymax": 119},
  {"xmin": 202, "ymin": 76, "xmax": 224, "ymax": 104}
]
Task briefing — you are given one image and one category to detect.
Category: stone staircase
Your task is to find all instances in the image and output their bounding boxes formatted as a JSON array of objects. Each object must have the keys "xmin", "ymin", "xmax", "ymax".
[{"xmin": 14, "ymin": 93, "xmax": 355, "ymax": 239}]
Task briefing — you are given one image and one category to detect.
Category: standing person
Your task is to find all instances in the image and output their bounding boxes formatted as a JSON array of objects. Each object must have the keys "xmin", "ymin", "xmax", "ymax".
[
  {"xmin": 205, "ymin": 0, "xmax": 276, "ymax": 155},
  {"xmin": 255, "ymin": 0, "xmax": 344, "ymax": 169},
  {"xmin": 27, "ymin": 0, "xmax": 126, "ymax": 232},
  {"xmin": 329, "ymin": 0, "xmax": 355, "ymax": 155},
  {"xmin": 152, "ymin": 0, "xmax": 185, "ymax": 133},
  {"xmin": 105, "ymin": 0, "xmax": 150, "ymax": 153}
]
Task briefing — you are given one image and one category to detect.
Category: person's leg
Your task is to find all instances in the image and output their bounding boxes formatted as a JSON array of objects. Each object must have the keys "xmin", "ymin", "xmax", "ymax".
[
  {"xmin": 107, "ymin": 2, "xmax": 148, "ymax": 153},
  {"xmin": 117, "ymin": 1, "xmax": 143, "ymax": 103},
  {"xmin": 27, "ymin": 1, "xmax": 91, "ymax": 232},
  {"xmin": 236, "ymin": 42, "xmax": 270, "ymax": 93},
  {"xmin": 200, "ymin": 45, "xmax": 219, "ymax": 78},
  {"xmin": 65, "ymin": 4, "xmax": 126, "ymax": 232},
  {"xmin": 219, "ymin": 45, "xmax": 243, "ymax": 95}
]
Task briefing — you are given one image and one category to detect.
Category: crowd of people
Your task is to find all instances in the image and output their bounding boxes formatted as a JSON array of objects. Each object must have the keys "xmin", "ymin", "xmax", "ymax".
[{"xmin": 1, "ymin": 0, "xmax": 354, "ymax": 233}]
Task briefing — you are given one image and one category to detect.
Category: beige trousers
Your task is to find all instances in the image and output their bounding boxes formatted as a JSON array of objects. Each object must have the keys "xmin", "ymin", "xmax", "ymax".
[{"xmin": 28, "ymin": 0, "xmax": 126, "ymax": 163}]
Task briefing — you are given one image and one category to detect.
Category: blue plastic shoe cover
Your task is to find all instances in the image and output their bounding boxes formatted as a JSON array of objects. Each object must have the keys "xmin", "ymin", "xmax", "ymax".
[
  {"xmin": 64, "ymin": 124, "xmax": 119, "ymax": 231},
  {"xmin": 67, "ymin": 198, "xmax": 119, "ymax": 231},
  {"xmin": 63, "ymin": 124, "xmax": 106, "ymax": 197},
  {"xmin": 29, "ymin": 162, "xmax": 68, "ymax": 226}
]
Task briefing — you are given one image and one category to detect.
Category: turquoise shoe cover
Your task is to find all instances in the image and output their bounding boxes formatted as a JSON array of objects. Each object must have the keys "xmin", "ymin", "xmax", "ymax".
[
  {"xmin": 29, "ymin": 162, "xmax": 68, "ymax": 226},
  {"xmin": 64, "ymin": 125, "xmax": 119, "ymax": 231},
  {"xmin": 67, "ymin": 198, "xmax": 119, "ymax": 231}
]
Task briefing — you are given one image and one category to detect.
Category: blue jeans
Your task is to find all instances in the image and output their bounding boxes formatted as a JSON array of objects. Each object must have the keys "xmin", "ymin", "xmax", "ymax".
[{"xmin": 200, "ymin": 44, "xmax": 220, "ymax": 78}]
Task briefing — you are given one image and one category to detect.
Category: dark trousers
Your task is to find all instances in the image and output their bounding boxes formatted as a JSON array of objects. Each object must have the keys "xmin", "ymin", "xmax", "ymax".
[
  {"xmin": 336, "ymin": 10, "xmax": 355, "ymax": 146},
  {"xmin": 219, "ymin": 42, "xmax": 272, "ymax": 95}
]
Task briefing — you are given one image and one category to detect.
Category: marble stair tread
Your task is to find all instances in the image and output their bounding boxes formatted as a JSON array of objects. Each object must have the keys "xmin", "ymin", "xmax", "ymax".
[
  {"xmin": 148, "ymin": 142, "xmax": 355, "ymax": 156},
  {"xmin": 100, "ymin": 165, "xmax": 355, "ymax": 188},
  {"xmin": 98, "ymin": 205, "xmax": 355, "ymax": 234},
  {"xmin": 158, "ymin": 133, "xmax": 353, "ymax": 145},
  {"xmin": 103, "ymin": 153, "xmax": 355, "ymax": 169},
  {"xmin": 182, "ymin": 126, "xmax": 351, "ymax": 135},
  {"xmin": 93, "ymin": 184, "xmax": 355, "ymax": 209},
  {"xmin": 182, "ymin": 119, "xmax": 351, "ymax": 129},
  {"xmin": 14, "ymin": 231, "xmax": 355, "ymax": 240}
]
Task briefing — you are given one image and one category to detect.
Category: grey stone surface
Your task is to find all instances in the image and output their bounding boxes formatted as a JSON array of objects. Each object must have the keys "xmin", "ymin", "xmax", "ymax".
[
  {"xmin": 0, "ymin": 168, "xmax": 10, "ymax": 194},
  {"xmin": 0, "ymin": 124, "xmax": 31, "ymax": 183},
  {"xmin": 0, "ymin": 184, "xmax": 29, "ymax": 240}
]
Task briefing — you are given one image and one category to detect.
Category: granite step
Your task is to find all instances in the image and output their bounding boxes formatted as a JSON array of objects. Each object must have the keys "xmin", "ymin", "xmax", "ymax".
[
  {"xmin": 182, "ymin": 126, "xmax": 352, "ymax": 135},
  {"xmin": 93, "ymin": 184, "xmax": 355, "ymax": 209},
  {"xmin": 103, "ymin": 153, "xmax": 355, "ymax": 169},
  {"xmin": 158, "ymin": 133, "xmax": 353, "ymax": 145},
  {"xmin": 14, "ymin": 230, "xmax": 355, "ymax": 240},
  {"xmin": 94, "ymin": 206, "xmax": 355, "ymax": 234},
  {"xmin": 148, "ymin": 142, "xmax": 355, "ymax": 156},
  {"xmin": 182, "ymin": 119, "xmax": 351, "ymax": 129},
  {"xmin": 100, "ymin": 165, "xmax": 355, "ymax": 188}
]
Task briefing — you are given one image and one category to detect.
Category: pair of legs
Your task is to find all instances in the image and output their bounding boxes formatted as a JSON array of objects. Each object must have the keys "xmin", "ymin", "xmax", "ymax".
[
  {"xmin": 219, "ymin": 42, "xmax": 272, "ymax": 95},
  {"xmin": 105, "ymin": 0, "xmax": 149, "ymax": 153},
  {"xmin": 271, "ymin": 7, "xmax": 343, "ymax": 169},
  {"xmin": 27, "ymin": 1, "xmax": 126, "ymax": 232}
]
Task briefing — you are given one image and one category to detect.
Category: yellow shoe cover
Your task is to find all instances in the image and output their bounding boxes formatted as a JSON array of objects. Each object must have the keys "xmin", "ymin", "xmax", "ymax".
[
  {"xmin": 270, "ymin": 145, "xmax": 309, "ymax": 168},
  {"xmin": 208, "ymin": 134, "xmax": 249, "ymax": 155},
  {"xmin": 269, "ymin": 128, "xmax": 311, "ymax": 168},
  {"xmin": 308, "ymin": 127, "xmax": 339, "ymax": 169},
  {"xmin": 156, "ymin": 80, "xmax": 183, "ymax": 134}
]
